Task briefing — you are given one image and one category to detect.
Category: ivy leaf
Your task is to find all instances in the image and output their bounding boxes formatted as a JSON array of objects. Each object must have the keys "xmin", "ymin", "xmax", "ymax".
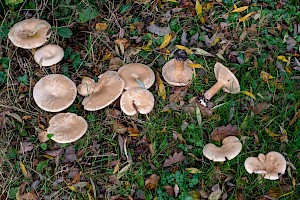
[
  {"xmin": 78, "ymin": 7, "xmax": 99, "ymax": 23},
  {"xmin": 57, "ymin": 27, "xmax": 73, "ymax": 38},
  {"xmin": 17, "ymin": 74, "xmax": 29, "ymax": 86}
]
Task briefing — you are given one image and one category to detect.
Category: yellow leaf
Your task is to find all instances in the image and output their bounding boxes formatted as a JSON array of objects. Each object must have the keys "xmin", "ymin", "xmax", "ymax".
[
  {"xmin": 113, "ymin": 162, "xmax": 120, "ymax": 174},
  {"xmin": 188, "ymin": 63, "xmax": 204, "ymax": 69},
  {"xmin": 232, "ymin": 6, "xmax": 249, "ymax": 13},
  {"xmin": 142, "ymin": 38, "xmax": 153, "ymax": 51},
  {"xmin": 277, "ymin": 55, "xmax": 289, "ymax": 62},
  {"xmin": 239, "ymin": 12, "xmax": 255, "ymax": 22},
  {"xmin": 68, "ymin": 186, "xmax": 77, "ymax": 191},
  {"xmin": 265, "ymin": 128, "xmax": 280, "ymax": 137},
  {"xmin": 185, "ymin": 168, "xmax": 202, "ymax": 174},
  {"xmin": 211, "ymin": 37, "xmax": 220, "ymax": 46},
  {"xmin": 240, "ymin": 91, "xmax": 256, "ymax": 100},
  {"xmin": 260, "ymin": 71, "xmax": 274, "ymax": 82},
  {"xmin": 160, "ymin": 33, "xmax": 172, "ymax": 49},
  {"xmin": 156, "ymin": 73, "xmax": 166, "ymax": 100},
  {"xmin": 162, "ymin": 0, "xmax": 177, "ymax": 2},
  {"xmin": 195, "ymin": 0, "xmax": 205, "ymax": 24},
  {"xmin": 101, "ymin": 52, "xmax": 114, "ymax": 61},
  {"xmin": 176, "ymin": 45, "xmax": 193, "ymax": 54},
  {"xmin": 285, "ymin": 66, "xmax": 292, "ymax": 74},
  {"xmin": 203, "ymin": 3, "xmax": 212, "ymax": 11},
  {"xmin": 95, "ymin": 23, "xmax": 108, "ymax": 31},
  {"xmin": 19, "ymin": 161, "xmax": 28, "ymax": 178},
  {"xmin": 233, "ymin": 4, "xmax": 237, "ymax": 9}
]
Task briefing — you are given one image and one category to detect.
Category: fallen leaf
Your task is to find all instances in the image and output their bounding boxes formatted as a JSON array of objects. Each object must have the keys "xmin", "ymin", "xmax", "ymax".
[
  {"xmin": 277, "ymin": 55, "xmax": 289, "ymax": 62},
  {"xmin": 19, "ymin": 161, "xmax": 28, "ymax": 178},
  {"xmin": 232, "ymin": 6, "xmax": 248, "ymax": 13},
  {"xmin": 195, "ymin": 0, "xmax": 205, "ymax": 23},
  {"xmin": 176, "ymin": 45, "xmax": 193, "ymax": 54},
  {"xmin": 38, "ymin": 131, "xmax": 49, "ymax": 143},
  {"xmin": 240, "ymin": 91, "xmax": 256, "ymax": 100},
  {"xmin": 160, "ymin": 33, "xmax": 172, "ymax": 49},
  {"xmin": 63, "ymin": 146, "xmax": 77, "ymax": 163},
  {"xmin": 163, "ymin": 151, "xmax": 185, "ymax": 167},
  {"xmin": 45, "ymin": 149, "xmax": 64, "ymax": 157},
  {"xmin": 211, "ymin": 124, "xmax": 240, "ymax": 142},
  {"xmin": 195, "ymin": 106, "xmax": 202, "ymax": 126},
  {"xmin": 188, "ymin": 63, "xmax": 204, "ymax": 69},
  {"xmin": 147, "ymin": 24, "xmax": 171, "ymax": 36},
  {"xmin": 289, "ymin": 109, "xmax": 300, "ymax": 126},
  {"xmin": 6, "ymin": 112, "xmax": 23, "ymax": 123},
  {"xmin": 239, "ymin": 12, "xmax": 255, "ymax": 22},
  {"xmin": 145, "ymin": 174, "xmax": 160, "ymax": 190},
  {"xmin": 163, "ymin": 186, "xmax": 174, "ymax": 197},
  {"xmin": 113, "ymin": 122, "xmax": 128, "ymax": 134},
  {"xmin": 189, "ymin": 32, "xmax": 199, "ymax": 46},
  {"xmin": 19, "ymin": 142, "xmax": 34, "ymax": 154},
  {"xmin": 265, "ymin": 128, "xmax": 280, "ymax": 137},
  {"xmin": 209, "ymin": 184, "xmax": 222, "ymax": 200},
  {"xmin": 109, "ymin": 57, "xmax": 123, "ymax": 70},
  {"xmin": 20, "ymin": 192, "xmax": 38, "ymax": 200},
  {"xmin": 156, "ymin": 73, "xmax": 166, "ymax": 100},
  {"xmin": 174, "ymin": 184, "xmax": 179, "ymax": 197},
  {"xmin": 260, "ymin": 71, "xmax": 274, "ymax": 82},
  {"xmin": 185, "ymin": 168, "xmax": 201, "ymax": 174},
  {"xmin": 181, "ymin": 31, "xmax": 188, "ymax": 45},
  {"xmin": 192, "ymin": 48, "xmax": 214, "ymax": 57},
  {"xmin": 95, "ymin": 22, "xmax": 108, "ymax": 31},
  {"xmin": 279, "ymin": 126, "xmax": 288, "ymax": 143},
  {"xmin": 248, "ymin": 102, "xmax": 268, "ymax": 115}
]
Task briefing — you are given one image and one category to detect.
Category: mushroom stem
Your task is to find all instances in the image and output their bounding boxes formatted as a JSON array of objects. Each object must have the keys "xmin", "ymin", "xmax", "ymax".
[
  {"xmin": 204, "ymin": 81, "xmax": 224, "ymax": 100},
  {"xmin": 175, "ymin": 59, "xmax": 184, "ymax": 71}
]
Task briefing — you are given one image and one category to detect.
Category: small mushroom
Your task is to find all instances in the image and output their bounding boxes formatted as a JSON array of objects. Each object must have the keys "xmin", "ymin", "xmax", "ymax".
[
  {"xmin": 8, "ymin": 18, "xmax": 51, "ymax": 49},
  {"xmin": 203, "ymin": 136, "xmax": 242, "ymax": 162},
  {"xmin": 82, "ymin": 71, "xmax": 125, "ymax": 111},
  {"xmin": 34, "ymin": 44, "xmax": 64, "ymax": 66},
  {"xmin": 118, "ymin": 63, "xmax": 155, "ymax": 90},
  {"xmin": 77, "ymin": 77, "xmax": 96, "ymax": 96},
  {"xmin": 162, "ymin": 50, "xmax": 194, "ymax": 86},
  {"xmin": 199, "ymin": 62, "xmax": 240, "ymax": 106},
  {"xmin": 120, "ymin": 88, "xmax": 154, "ymax": 116},
  {"xmin": 244, "ymin": 151, "xmax": 286, "ymax": 180},
  {"xmin": 47, "ymin": 113, "xmax": 88, "ymax": 143},
  {"xmin": 33, "ymin": 74, "xmax": 77, "ymax": 112}
]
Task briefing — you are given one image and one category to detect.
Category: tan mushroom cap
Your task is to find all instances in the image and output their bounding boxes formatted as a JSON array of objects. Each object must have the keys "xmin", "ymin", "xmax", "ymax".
[
  {"xmin": 203, "ymin": 136, "xmax": 242, "ymax": 162},
  {"xmin": 214, "ymin": 62, "xmax": 240, "ymax": 94},
  {"xmin": 47, "ymin": 113, "xmax": 88, "ymax": 143},
  {"xmin": 244, "ymin": 151, "xmax": 286, "ymax": 180},
  {"xmin": 118, "ymin": 63, "xmax": 155, "ymax": 90},
  {"xmin": 162, "ymin": 58, "xmax": 194, "ymax": 86},
  {"xmin": 34, "ymin": 44, "xmax": 64, "ymax": 66},
  {"xmin": 82, "ymin": 71, "xmax": 125, "ymax": 111},
  {"xmin": 33, "ymin": 74, "xmax": 77, "ymax": 112},
  {"xmin": 8, "ymin": 18, "xmax": 51, "ymax": 49},
  {"xmin": 120, "ymin": 88, "xmax": 154, "ymax": 116},
  {"xmin": 77, "ymin": 77, "xmax": 96, "ymax": 96}
]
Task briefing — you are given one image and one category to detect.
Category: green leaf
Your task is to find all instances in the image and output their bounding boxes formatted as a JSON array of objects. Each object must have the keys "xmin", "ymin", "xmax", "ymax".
[
  {"xmin": 78, "ymin": 7, "xmax": 99, "ymax": 23},
  {"xmin": 36, "ymin": 160, "xmax": 49, "ymax": 171},
  {"xmin": 17, "ymin": 74, "xmax": 29, "ymax": 86},
  {"xmin": 40, "ymin": 143, "xmax": 47, "ymax": 150},
  {"xmin": 57, "ymin": 27, "xmax": 73, "ymax": 38},
  {"xmin": 5, "ymin": 0, "xmax": 23, "ymax": 5},
  {"xmin": 8, "ymin": 187, "xmax": 19, "ymax": 199},
  {"xmin": 0, "ymin": 71, "xmax": 7, "ymax": 83},
  {"xmin": 119, "ymin": 4, "xmax": 131, "ymax": 14}
]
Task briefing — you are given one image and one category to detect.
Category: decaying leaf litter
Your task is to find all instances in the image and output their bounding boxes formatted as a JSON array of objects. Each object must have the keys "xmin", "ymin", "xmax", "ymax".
[{"xmin": 0, "ymin": 0, "xmax": 300, "ymax": 199}]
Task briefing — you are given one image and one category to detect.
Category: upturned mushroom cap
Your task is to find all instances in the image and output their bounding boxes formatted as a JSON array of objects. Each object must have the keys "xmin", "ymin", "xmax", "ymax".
[
  {"xmin": 34, "ymin": 44, "xmax": 64, "ymax": 66},
  {"xmin": 118, "ymin": 63, "xmax": 155, "ymax": 90},
  {"xmin": 162, "ymin": 58, "xmax": 194, "ymax": 86},
  {"xmin": 203, "ymin": 136, "xmax": 242, "ymax": 162},
  {"xmin": 244, "ymin": 151, "xmax": 286, "ymax": 180},
  {"xmin": 8, "ymin": 18, "xmax": 51, "ymax": 49},
  {"xmin": 33, "ymin": 74, "xmax": 77, "ymax": 112},
  {"xmin": 82, "ymin": 71, "xmax": 125, "ymax": 111},
  {"xmin": 214, "ymin": 62, "xmax": 240, "ymax": 94},
  {"xmin": 120, "ymin": 88, "xmax": 154, "ymax": 116},
  {"xmin": 77, "ymin": 77, "xmax": 96, "ymax": 96},
  {"xmin": 47, "ymin": 113, "xmax": 88, "ymax": 143}
]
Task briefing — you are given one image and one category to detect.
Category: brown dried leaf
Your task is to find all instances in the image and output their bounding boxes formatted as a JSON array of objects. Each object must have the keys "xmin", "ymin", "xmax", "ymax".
[
  {"xmin": 113, "ymin": 122, "xmax": 128, "ymax": 134},
  {"xmin": 289, "ymin": 109, "xmax": 300, "ymax": 126},
  {"xmin": 145, "ymin": 174, "xmax": 160, "ymax": 190},
  {"xmin": 211, "ymin": 124, "xmax": 240, "ymax": 142},
  {"xmin": 20, "ymin": 192, "xmax": 38, "ymax": 200},
  {"xmin": 248, "ymin": 102, "xmax": 268, "ymax": 115},
  {"xmin": 19, "ymin": 142, "xmax": 34, "ymax": 154},
  {"xmin": 45, "ymin": 149, "xmax": 64, "ymax": 157},
  {"xmin": 209, "ymin": 184, "xmax": 222, "ymax": 200},
  {"xmin": 163, "ymin": 151, "xmax": 185, "ymax": 167},
  {"xmin": 147, "ymin": 24, "xmax": 170, "ymax": 36},
  {"xmin": 109, "ymin": 57, "xmax": 123, "ymax": 70},
  {"xmin": 63, "ymin": 146, "xmax": 77, "ymax": 163}
]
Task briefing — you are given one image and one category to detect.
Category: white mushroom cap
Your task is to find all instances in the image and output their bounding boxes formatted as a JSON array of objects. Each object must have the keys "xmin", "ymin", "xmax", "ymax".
[
  {"xmin": 34, "ymin": 44, "xmax": 64, "ymax": 66},
  {"xmin": 118, "ymin": 63, "xmax": 155, "ymax": 90},
  {"xmin": 120, "ymin": 88, "xmax": 154, "ymax": 116},
  {"xmin": 82, "ymin": 71, "xmax": 125, "ymax": 111},
  {"xmin": 8, "ymin": 18, "xmax": 51, "ymax": 49},
  {"xmin": 203, "ymin": 136, "xmax": 242, "ymax": 162},
  {"xmin": 47, "ymin": 113, "xmax": 88, "ymax": 143},
  {"xmin": 77, "ymin": 77, "xmax": 96, "ymax": 96},
  {"xmin": 244, "ymin": 151, "xmax": 286, "ymax": 180},
  {"xmin": 33, "ymin": 74, "xmax": 77, "ymax": 112}
]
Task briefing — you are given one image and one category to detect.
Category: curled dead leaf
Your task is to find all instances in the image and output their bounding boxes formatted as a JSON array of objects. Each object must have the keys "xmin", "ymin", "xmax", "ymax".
[
  {"xmin": 145, "ymin": 174, "xmax": 160, "ymax": 190},
  {"xmin": 211, "ymin": 124, "xmax": 240, "ymax": 142}
]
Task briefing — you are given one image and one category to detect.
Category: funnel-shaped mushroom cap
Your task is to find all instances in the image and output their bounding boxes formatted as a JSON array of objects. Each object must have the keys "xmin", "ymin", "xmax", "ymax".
[
  {"xmin": 120, "ymin": 88, "xmax": 154, "ymax": 116},
  {"xmin": 244, "ymin": 151, "xmax": 286, "ymax": 180},
  {"xmin": 214, "ymin": 62, "xmax": 240, "ymax": 94},
  {"xmin": 162, "ymin": 58, "xmax": 194, "ymax": 86},
  {"xmin": 47, "ymin": 113, "xmax": 88, "ymax": 143},
  {"xmin": 203, "ymin": 136, "xmax": 242, "ymax": 162},
  {"xmin": 77, "ymin": 77, "xmax": 96, "ymax": 96},
  {"xmin": 118, "ymin": 63, "xmax": 155, "ymax": 90},
  {"xmin": 82, "ymin": 71, "xmax": 125, "ymax": 111},
  {"xmin": 33, "ymin": 74, "xmax": 77, "ymax": 112},
  {"xmin": 8, "ymin": 18, "xmax": 51, "ymax": 49},
  {"xmin": 34, "ymin": 44, "xmax": 64, "ymax": 66}
]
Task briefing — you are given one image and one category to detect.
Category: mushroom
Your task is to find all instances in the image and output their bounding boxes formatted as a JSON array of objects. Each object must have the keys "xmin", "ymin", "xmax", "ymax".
[
  {"xmin": 162, "ymin": 50, "xmax": 194, "ymax": 86},
  {"xmin": 199, "ymin": 62, "xmax": 240, "ymax": 106},
  {"xmin": 120, "ymin": 88, "xmax": 154, "ymax": 116},
  {"xmin": 203, "ymin": 136, "xmax": 242, "ymax": 162},
  {"xmin": 33, "ymin": 74, "xmax": 77, "ymax": 112},
  {"xmin": 82, "ymin": 71, "xmax": 125, "ymax": 111},
  {"xmin": 47, "ymin": 113, "xmax": 88, "ymax": 143},
  {"xmin": 34, "ymin": 44, "xmax": 64, "ymax": 66},
  {"xmin": 8, "ymin": 18, "xmax": 51, "ymax": 49},
  {"xmin": 77, "ymin": 77, "xmax": 96, "ymax": 96},
  {"xmin": 244, "ymin": 151, "xmax": 286, "ymax": 180},
  {"xmin": 118, "ymin": 63, "xmax": 155, "ymax": 90}
]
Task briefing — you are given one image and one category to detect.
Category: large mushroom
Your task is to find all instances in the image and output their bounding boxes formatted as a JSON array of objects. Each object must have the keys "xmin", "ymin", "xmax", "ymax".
[
  {"xmin": 120, "ymin": 88, "xmax": 154, "ymax": 116},
  {"xmin": 8, "ymin": 18, "xmax": 51, "ymax": 49},
  {"xmin": 203, "ymin": 136, "xmax": 242, "ymax": 162},
  {"xmin": 33, "ymin": 74, "xmax": 77, "ymax": 112},
  {"xmin": 199, "ymin": 62, "xmax": 240, "ymax": 106},
  {"xmin": 118, "ymin": 63, "xmax": 155, "ymax": 90},
  {"xmin": 244, "ymin": 152, "xmax": 286, "ymax": 180},
  {"xmin": 77, "ymin": 77, "xmax": 96, "ymax": 96},
  {"xmin": 81, "ymin": 71, "xmax": 125, "ymax": 111},
  {"xmin": 34, "ymin": 44, "xmax": 64, "ymax": 66},
  {"xmin": 162, "ymin": 50, "xmax": 194, "ymax": 86},
  {"xmin": 47, "ymin": 113, "xmax": 88, "ymax": 143}
]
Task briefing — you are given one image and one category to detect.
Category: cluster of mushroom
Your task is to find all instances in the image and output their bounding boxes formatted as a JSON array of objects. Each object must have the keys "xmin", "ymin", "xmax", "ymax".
[{"xmin": 9, "ymin": 18, "xmax": 64, "ymax": 66}]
